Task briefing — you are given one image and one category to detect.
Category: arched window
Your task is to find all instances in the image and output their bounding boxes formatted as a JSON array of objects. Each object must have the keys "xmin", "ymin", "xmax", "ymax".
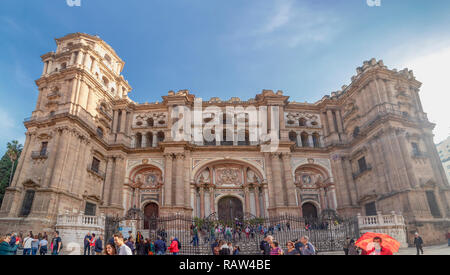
[
  {"xmin": 147, "ymin": 118, "xmax": 154, "ymax": 127},
  {"xmin": 60, "ymin": 62, "xmax": 67, "ymax": 70},
  {"xmin": 20, "ymin": 190, "xmax": 35, "ymax": 217},
  {"xmin": 96, "ymin": 127, "xmax": 104, "ymax": 138},
  {"xmin": 157, "ymin": 132, "xmax": 165, "ymax": 143},
  {"xmin": 301, "ymin": 132, "xmax": 309, "ymax": 147},
  {"xmin": 299, "ymin": 118, "xmax": 307, "ymax": 127},
  {"xmin": 289, "ymin": 131, "xmax": 298, "ymax": 146},
  {"xmin": 312, "ymin": 133, "xmax": 320, "ymax": 148},
  {"xmin": 102, "ymin": 76, "xmax": 109, "ymax": 87},
  {"xmin": 353, "ymin": 127, "xmax": 360, "ymax": 138},
  {"xmin": 136, "ymin": 133, "xmax": 142, "ymax": 148}
]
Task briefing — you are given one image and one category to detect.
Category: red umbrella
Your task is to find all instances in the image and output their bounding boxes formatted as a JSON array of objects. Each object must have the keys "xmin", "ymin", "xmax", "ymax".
[{"xmin": 355, "ymin": 232, "xmax": 400, "ymax": 254}]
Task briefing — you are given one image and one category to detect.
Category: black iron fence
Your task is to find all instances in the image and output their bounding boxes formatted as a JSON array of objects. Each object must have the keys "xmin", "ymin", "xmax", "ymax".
[{"xmin": 105, "ymin": 213, "xmax": 360, "ymax": 255}]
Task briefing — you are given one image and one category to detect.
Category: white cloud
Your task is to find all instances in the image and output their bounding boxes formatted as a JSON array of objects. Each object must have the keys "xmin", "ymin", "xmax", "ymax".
[
  {"xmin": 391, "ymin": 42, "xmax": 450, "ymax": 143},
  {"xmin": 225, "ymin": 0, "xmax": 341, "ymax": 50}
]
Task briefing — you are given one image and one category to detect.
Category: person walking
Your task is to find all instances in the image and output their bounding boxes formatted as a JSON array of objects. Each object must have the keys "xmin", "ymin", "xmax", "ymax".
[
  {"xmin": 285, "ymin": 241, "xmax": 300, "ymax": 255},
  {"xmin": 364, "ymin": 237, "xmax": 393, "ymax": 255},
  {"xmin": 414, "ymin": 233, "xmax": 424, "ymax": 255},
  {"xmin": 94, "ymin": 235, "xmax": 103, "ymax": 255},
  {"xmin": 135, "ymin": 231, "xmax": 144, "ymax": 255},
  {"xmin": 298, "ymin": 236, "xmax": 316, "ymax": 255},
  {"xmin": 105, "ymin": 243, "xmax": 117, "ymax": 255},
  {"xmin": 23, "ymin": 232, "xmax": 34, "ymax": 255},
  {"xmin": 0, "ymin": 234, "xmax": 20, "ymax": 255},
  {"xmin": 9, "ymin": 233, "xmax": 18, "ymax": 255},
  {"xmin": 233, "ymin": 245, "xmax": 240, "ymax": 255},
  {"xmin": 219, "ymin": 240, "xmax": 230, "ymax": 255},
  {"xmin": 211, "ymin": 239, "xmax": 219, "ymax": 255},
  {"xmin": 260, "ymin": 235, "xmax": 272, "ymax": 255},
  {"xmin": 269, "ymin": 241, "xmax": 283, "ymax": 255},
  {"xmin": 125, "ymin": 237, "xmax": 136, "ymax": 255},
  {"xmin": 31, "ymin": 235, "xmax": 39, "ymax": 255},
  {"xmin": 89, "ymin": 233, "xmax": 96, "ymax": 255},
  {"xmin": 348, "ymin": 239, "xmax": 359, "ymax": 255},
  {"xmin": 168, "ymin": 237, "xmax": 179, "ymax": 255},
  {"xmin": 39, "ymin": 236, "xmax": 48, "ymax": 256},
  {"xmin": 51, "ymin": 231, "xmax": 62, "ymax": 255},
  {"xmin": 154, "ymin": 236, "xmax": 167, "ymax": 255},
  {"xmin": 83, "ymin": 232, "xmax": 92, "ymax": 255},
  {"xmin": 343, "ymin": 237, "xmax": 351, "ymax": 255},
  {"xmin": 114, "ymin": 234, "xmax": 132, "ymax": 255}
]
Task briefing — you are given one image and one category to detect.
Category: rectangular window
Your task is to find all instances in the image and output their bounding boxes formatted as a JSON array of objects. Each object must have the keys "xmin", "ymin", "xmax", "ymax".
[
  {"xmin": 20, "ymin": 190, "xmax": 35, "ymax": 217},
  {"xmin": 425, "ymin": 191, "xmax": 441, "ymax": 218},
  {"xmin": 358, "ymin": 157, "xmax": 367, "ymax": 173},
  {"xmin": 84, "ymin": 202, "xmax": 96, "ymax": 216},
  {"xmin": 91, "ymin": 157, "xmax": 100, "ymax": 173},
  {"xmin": 40, "ymin": 142, "xmax": 48, "ymax": 156},
  {"xmin": 412, "ymin": 142, "xmax": 420, "ymax": 156},
  {"xmin": 365, "ymin": 202, "xmax": 377, "ymax": 216}
]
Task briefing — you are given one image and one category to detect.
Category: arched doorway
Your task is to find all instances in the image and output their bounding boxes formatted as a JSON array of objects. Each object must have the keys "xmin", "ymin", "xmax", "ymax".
[
  {"xmin": 302, "ymin": 202, "xmax": 318, "ymax": 219},
  {"xmin": 218, "ymin": 196, "xmax": 243, "ymax": 222},
  {"xmin": 144, "ymin": 202, "xmax": 159, "ymax": 230}
]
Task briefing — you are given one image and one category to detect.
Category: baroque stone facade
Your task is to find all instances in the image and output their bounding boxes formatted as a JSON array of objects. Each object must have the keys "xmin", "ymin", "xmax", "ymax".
[{"xmin": 0, "ymin": 33, "xmax": 449, "ymax": 245}]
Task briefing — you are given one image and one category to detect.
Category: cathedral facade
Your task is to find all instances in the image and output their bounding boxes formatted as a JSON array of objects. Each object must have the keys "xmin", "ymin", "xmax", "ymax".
[{"xmin": 0, "ymin": 33, "xmax": 449, "ymax": 244}]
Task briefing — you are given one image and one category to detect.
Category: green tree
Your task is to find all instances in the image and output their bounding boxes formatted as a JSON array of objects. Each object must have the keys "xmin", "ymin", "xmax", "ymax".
[{"xmin": 0, "ymin": 140, "xmax": 23, "ymax": 205}]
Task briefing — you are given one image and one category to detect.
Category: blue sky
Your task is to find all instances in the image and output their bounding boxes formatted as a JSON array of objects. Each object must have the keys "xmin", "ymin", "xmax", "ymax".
[{"xmin": 1, "ymin": 0, "xmax": 450, "ymax": 155}]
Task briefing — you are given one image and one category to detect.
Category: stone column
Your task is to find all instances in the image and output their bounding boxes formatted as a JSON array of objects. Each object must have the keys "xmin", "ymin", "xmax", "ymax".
[
  {"xmin": 75, "ymin": 51, "xmax": 83, "ymax": 65},
  {"xmin": 175, "ymin": 153, "xmax": 185, "ymax": 207},
  {"xmin": 254, "ymin": 186, "xmax": 261, "ymax": 217},
  {"xmin": 48, "ymin": 60, "xmax": 53, "ymax": 73},
  {"xmin": 11, "ymin": 132, "xmax": 33, "ymax": 188},
  {"xmin": 308, "ymin": 135, "xmax": 314, "ymax": 148},
  {"xmin": 112, "ymin": 110, "xmax": 119, "ymax": 134},
  {"xmin": 184, "ymin": 151, "xmax": 191, "ymax": 209},
  {"xmin": 244, "ymin": 187, "xmax": 250, "ymax": 213},
  {"xmin": 336, "ymin": 110, "xmax": 344, "ymax": 133},
  {"xmin": 270, "ymin": 153, "xmax": 285, "ymax": 207},
  {"xmin": 103, "ymin": 157, "xmax": 115, "ymax": 205},
  {"xmin": 141, "ymin": 132, "xmax": 147, "ymax": 148},
  {"xmin": 209, "ymin": 187, "xmax": 215, "ymax": 214},
  {"xmin": 111, "ymin": 156, "xmax": 125, "ymax": 208},
  {"xmin": 83, "ymin": 53, "xmax": 90, "ymax": 68},
  {"xmin": 199, "ymin": 187, "xmax": 205, "ymax": 218},
  {"xmin": 152, "ymin": 132, "xmax": 157, "ymax": 147},
  {"xmin": 164, "ymin": 154, "xmax": 173, "ymax": 206},
  {"xmin": 281, "ymin": 153, "xmax": 297, "ymax": 207},
  {"xmin": 48, "ymin": 128, "xmax": 70, "ymax": 188},
  {"xmin": 296, "ymin": 133, "xmax": 302, "ymax": 148},
  {"xmin": 326, "ymin": 110, "xmax": 336, "ymax": 133},
  {"xmin": 90, "ymin": 58, "xmax": 96, "ymax": 73},
  {"xmin": 120, "ymin": 109, "xmax": 127, "ymax": 134},
  {"xmin": 42, "ymin": 61, "xmax": 48, "ymax": 75}
]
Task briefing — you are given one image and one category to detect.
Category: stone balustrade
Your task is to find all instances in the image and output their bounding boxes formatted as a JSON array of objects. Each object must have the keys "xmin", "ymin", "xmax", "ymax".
[
  {"xmin": 56, "ymin": 214, "xmax": 105, "ymax": 255},
  {"xmin": 357, "ymin": 211, "xmax": 408, "ymax": 248}
]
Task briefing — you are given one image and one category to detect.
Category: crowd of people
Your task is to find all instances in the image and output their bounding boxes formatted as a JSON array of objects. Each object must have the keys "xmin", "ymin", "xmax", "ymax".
[{"xmin": 0, "ymin": 231, "xmax": 62, "ymax": 255}]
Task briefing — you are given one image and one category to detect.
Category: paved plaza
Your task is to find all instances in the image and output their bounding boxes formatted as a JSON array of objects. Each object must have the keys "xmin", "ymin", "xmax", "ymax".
[{"xmin": 321, "ymin": 244, "xmax": 450, "ymax": 255}]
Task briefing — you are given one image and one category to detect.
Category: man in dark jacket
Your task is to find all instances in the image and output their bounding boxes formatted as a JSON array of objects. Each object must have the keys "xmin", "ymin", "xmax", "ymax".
[
  {"xmin": 9, "ymin": 233, "xmax": 17, "ymax": 255},
  {"xmin": 94, "ymin": 235, "xmax": 103, "ymax": 255},
  {"xmin": 154, "ymin": 236, "xmax": 167, "ymax": 255},
  {"xmin": 260, "ymin": 236, "xmax": 271, "ymax": 255},
  {"xmin": 83, "ymin": 232, "xmax": 92, "ymax": 255},
  {"xmin": 0, "ymin": 234, "xmax": 19, "ymax": 255},
  {"xmin": 211, "ymin": 239, "xmax": 219, "ymax": 255},
  {"xmin": 414, "ymin": 233, "xmax": 424, "ymax": 255}
]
